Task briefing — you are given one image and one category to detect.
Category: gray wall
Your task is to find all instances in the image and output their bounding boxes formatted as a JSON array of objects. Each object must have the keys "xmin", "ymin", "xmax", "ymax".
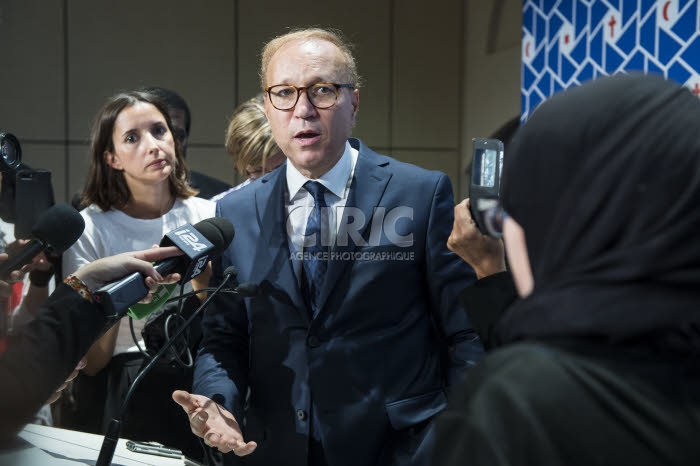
[{"xmin": 0, "ymin": 0, "xmax": 521, "ymax": 203}]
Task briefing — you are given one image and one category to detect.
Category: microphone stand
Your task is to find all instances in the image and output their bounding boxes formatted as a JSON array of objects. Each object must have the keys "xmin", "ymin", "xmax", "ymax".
[{"xmin": 96, "ymin": 269, "xmax": 237, "ymax": 466}]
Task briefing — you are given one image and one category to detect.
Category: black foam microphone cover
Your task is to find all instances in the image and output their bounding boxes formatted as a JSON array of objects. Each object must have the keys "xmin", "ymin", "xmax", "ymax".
[
  {"xmin": 192, "ymin": 217, "xmax": 235, "ymax": 252},
  {"xmin": 33, "ymin": 203, "xmax": 86, "ymax": 254},
  {"xmin": 0, "ymin": 203, "xmax": 84, "ymax": 279}
]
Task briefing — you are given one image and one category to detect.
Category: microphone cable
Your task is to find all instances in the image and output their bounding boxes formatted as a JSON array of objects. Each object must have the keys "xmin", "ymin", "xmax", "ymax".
[
  {"xmin": 96, "ymin": 267, "xmax": 238, "ymax": 466},
  {"xmin": 163, "ymin": 280, "xmax": 194, "ymax": 368},
  {"xmin": 128, "ymin": 280, "xmax": 195, "ymax": 367},
  {"xmin": 128, "ymin": 281, "xmax": 261, "ymax": 368}
]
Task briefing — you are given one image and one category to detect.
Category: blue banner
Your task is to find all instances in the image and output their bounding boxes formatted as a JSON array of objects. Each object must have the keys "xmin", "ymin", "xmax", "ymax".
[{"xmin": 522, "ymin": 0, "xmax": 700, "ymax": 120}]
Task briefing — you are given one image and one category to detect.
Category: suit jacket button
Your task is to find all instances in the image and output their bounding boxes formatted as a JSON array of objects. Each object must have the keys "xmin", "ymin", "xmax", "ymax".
[
  {"xmin": 296, "ymin": 409, "xmax": 307, "ymax": 421},
  {"xmin": 307, "ymin": 335, "xmax": 320, "ymax": 347}
]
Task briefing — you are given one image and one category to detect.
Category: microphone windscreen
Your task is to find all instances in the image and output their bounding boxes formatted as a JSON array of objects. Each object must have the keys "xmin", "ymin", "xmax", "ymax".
[
  {"xmin": 235, "ymin": 282, "xmax": 260, "ymax": 297},
  {"xmin": 223, "ymin": 265, "xmax": 238, "ymax": 277},
  {"xmin": 32, "ymin": 203, "xmax": 85, "ymax": 253},
  {"xmin": 193, "ymin": 217, "xmax": 235, "ymax": 252}
]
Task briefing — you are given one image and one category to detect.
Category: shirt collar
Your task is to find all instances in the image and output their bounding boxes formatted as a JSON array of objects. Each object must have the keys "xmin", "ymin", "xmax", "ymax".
[{"xmin": 286, "ymin": 141, "xmax": 356, "ymax": 200}]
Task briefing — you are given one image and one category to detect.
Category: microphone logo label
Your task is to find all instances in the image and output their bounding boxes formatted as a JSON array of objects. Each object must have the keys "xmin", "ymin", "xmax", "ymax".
[
  {"xmin": 174, "ymin": 229, "xmax": 209, "ymax": 252},
  {"xmin": 191, "ymin": 256, "xmax": 208, "ymax": 277},
  {"xmin": 162, "ymin": 222, "xmax": 216, "ymax": 283}
]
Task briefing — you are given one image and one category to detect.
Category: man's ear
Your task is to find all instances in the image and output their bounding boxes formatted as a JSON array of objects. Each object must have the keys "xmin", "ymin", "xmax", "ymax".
[
  {"xmin": 104, "ymin": 151, "xmax": 121, "ymax": 170},
  {"xmin": 350, "ymin": 89, "xmax": 360, "ymax": 126},
  {"xmin": 263, "ymin": 94, "xmax": 272, "ymax": 121}
]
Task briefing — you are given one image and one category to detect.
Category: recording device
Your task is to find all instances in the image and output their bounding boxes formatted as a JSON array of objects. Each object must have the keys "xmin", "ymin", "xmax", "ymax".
[
  {"xmin": 0, "ymin": 203, "xmax": 85, "ymax": 280},
  {"xmin": 469, "ymin": 138, "xmax": 504, "ymax": 237},
  {"xmin": 0, "ymin": 132, "xmax": 22, "ymax": 172},
  {"xmin": 13, "ymin": 169, "xmax": 55, "ymax": 239},
  {"xmin": 96, "ymin": 265, "xmax": 241, "ymax": 466},
  {"xmin": 93, "ymin": 217, "xmax": 235, "ymax": 321},
  {"xmin": 0, "ymin": 133, "xmax": 56, "ymax": 240}
]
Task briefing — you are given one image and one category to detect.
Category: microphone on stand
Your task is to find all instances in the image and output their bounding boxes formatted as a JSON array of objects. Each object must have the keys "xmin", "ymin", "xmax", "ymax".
[
  {"xmin": 160, "ymin": 281, "xmax": 262, "ymax": 303},
  {"xmin": 96, "ymin": 266, "xmax": 254, "ymax": 466}
]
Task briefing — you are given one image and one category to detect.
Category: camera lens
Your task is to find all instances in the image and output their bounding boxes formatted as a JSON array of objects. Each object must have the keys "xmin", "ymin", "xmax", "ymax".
[{"xmin": 0, "ymin": 132, "xmax": 22, "ymax": 172}]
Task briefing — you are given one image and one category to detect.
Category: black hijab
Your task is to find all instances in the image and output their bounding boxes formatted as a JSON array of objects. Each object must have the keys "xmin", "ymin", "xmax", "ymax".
[{"xmin": 497, "ymin": 73, "xmax": 700, "ymax": 344}]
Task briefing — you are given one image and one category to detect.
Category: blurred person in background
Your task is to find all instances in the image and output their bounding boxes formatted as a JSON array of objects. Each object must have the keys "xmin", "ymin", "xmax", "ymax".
[
  {"xmin": 435, "ymin": 73, "xmax": 700, "ymax": 466},
  {"xmin": 143, "ymin": 86, "xmax": 232, "ymax": 199}
]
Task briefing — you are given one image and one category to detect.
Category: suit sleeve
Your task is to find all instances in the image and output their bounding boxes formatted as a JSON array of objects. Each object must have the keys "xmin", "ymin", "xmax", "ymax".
[
  {"xmin": 425, "ymin": 174, "xmax": 484, "ymax": 387},
  {"xmin": 0, "ymin": 284, "xmax": 106, "ymax": 445},
  {"xmin": 192, "ymin": 205, "xmax": 250, "ymax": 421}
]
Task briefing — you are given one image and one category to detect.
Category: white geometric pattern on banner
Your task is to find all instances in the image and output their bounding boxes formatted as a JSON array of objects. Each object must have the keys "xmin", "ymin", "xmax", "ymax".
[{"xmin": 522, "ymin": 0, "xmax": 700, "ymax": 122}]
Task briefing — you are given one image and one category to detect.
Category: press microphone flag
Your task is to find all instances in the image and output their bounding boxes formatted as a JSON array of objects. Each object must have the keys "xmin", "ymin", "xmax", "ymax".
[
  {"xmin": 93, "ymin": 218, "xmax": 234, "ymax": 320},
  {"xmin": 124, "ymin": 223, "xmax": 215, "ymax": 320},
  {"xmin": 158, "ymin": 222, "xmax": 214, "ymax": 283}
]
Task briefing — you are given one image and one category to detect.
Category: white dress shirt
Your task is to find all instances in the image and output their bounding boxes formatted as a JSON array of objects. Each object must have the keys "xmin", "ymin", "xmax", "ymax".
[{"xmin": 285, "ymin": 141, "xmax": 358, "ymax": 283}]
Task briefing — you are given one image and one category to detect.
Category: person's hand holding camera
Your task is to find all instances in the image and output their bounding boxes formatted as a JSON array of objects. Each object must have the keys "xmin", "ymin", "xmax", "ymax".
[{"xmin": 448, "ymin": 198, "xmax": 506, "ymax": 279}]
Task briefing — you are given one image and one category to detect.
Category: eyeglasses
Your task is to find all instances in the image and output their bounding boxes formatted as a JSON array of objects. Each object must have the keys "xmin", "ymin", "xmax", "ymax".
[{"xmin": 265, "ymin": 82, "xmax": 355, "ymax": 110}]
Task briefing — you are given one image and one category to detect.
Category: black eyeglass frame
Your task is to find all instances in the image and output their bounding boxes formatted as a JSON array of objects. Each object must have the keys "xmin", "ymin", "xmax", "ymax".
[{"xmin": 264, "ymin": 82, "xmax": 355, "ymax": 110}]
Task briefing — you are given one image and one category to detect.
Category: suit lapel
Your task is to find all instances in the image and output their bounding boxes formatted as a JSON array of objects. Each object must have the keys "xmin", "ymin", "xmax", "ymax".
[
  {"xmin": 254, "ymin": 167, "xmax": 308, "ymax": 322},
  {"xmin": 315, "ymin": 142, "xmax": 392, "ymax": 314}
]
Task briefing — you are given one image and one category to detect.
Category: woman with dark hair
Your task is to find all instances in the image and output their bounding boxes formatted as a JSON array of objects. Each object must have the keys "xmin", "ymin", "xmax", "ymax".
[
  {"xmin": 436, "ymin": 74, "xmax": 700, "ymax": 465},
  {"xmin": 77, "ymin": 91, "xmax": 198, "ymax": 213},
  {"xmin": 62, "ymin": 90, "xmax": 214, "ymax": 458}
]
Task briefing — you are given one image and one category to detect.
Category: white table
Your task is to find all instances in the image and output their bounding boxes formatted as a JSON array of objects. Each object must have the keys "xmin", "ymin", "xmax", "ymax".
[{"xmin": 0, "ymin": 424, "xmax": 198, "ymax": 465}]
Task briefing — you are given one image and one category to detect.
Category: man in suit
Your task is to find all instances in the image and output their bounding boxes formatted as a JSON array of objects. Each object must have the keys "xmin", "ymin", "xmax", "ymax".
[{"xmin": 173, "ymin": 27, "xmax": 482, "ymax": 466}]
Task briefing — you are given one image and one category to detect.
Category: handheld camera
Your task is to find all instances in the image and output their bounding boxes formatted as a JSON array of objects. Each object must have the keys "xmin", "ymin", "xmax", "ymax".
[
  {"xmin": 0, "ymin": 132, "xmax": 22, "ymax": 172},
  {"xmin": 469, "ymin": 138, "xmax": 504, "ymax": 237},
  {"xmin": 0, "ymin": 132, "xmax": 55, "ymax": 239}
]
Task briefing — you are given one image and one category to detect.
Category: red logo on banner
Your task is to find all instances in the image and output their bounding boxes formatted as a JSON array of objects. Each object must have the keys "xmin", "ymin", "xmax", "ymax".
[
  {"xmin": 658, "ymin": 0, "xmax": 679, "ymax": 30},
  {"xmin": 603, "ymin": 10, "xmax": 622, "ymax": 44},
  {"xmin": 559, "ymin": 22, "xmax": 575, "ymax": 55},
  {"xmin": 608, "ymin": 15, "xmax": 617, "ymax": 38},
  {"xmin": 522, "ymin": 33, "xmax": 535, "ymax": 65},
  {"xmin": 683, "ymin": 77, "xmax": 700, "ymax": 97}
]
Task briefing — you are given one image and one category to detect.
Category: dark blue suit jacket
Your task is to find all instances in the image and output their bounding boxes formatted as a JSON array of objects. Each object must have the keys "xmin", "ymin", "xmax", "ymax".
[{"xmin": 193, "ymin": 139, "xmax": 481, "ymax": 466}]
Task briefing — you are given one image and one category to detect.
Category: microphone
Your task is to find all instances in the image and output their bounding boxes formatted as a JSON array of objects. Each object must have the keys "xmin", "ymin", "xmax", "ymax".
[
  {"xmin": 93, "ymin": 217, "xmax": 235, "ymax": 321},
  {"xmin": 232, "ymin": 282, "xmax": 262, "ymax": 297},
  {"xmin": 161, "ymin": 282, "xmax": 263, "ymax": 303},
  {"xmin": 96, "ymin": 266, "xmax": 239, "ymax": 466},
  {"xmin": 0, "ymin": 203, "xmax": 85, "ymax": 279}
]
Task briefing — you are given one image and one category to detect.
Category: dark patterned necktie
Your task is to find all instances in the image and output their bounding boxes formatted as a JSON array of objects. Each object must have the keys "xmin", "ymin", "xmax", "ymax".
[{"xmin": 301, "ymin": 181, "xmax": 330, "ymax": 315}]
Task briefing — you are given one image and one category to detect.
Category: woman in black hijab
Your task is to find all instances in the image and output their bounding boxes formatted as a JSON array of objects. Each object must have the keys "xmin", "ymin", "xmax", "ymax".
[{"xmin": 435, "ymin": 74, "xmax": 700, "ymax": 465}]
